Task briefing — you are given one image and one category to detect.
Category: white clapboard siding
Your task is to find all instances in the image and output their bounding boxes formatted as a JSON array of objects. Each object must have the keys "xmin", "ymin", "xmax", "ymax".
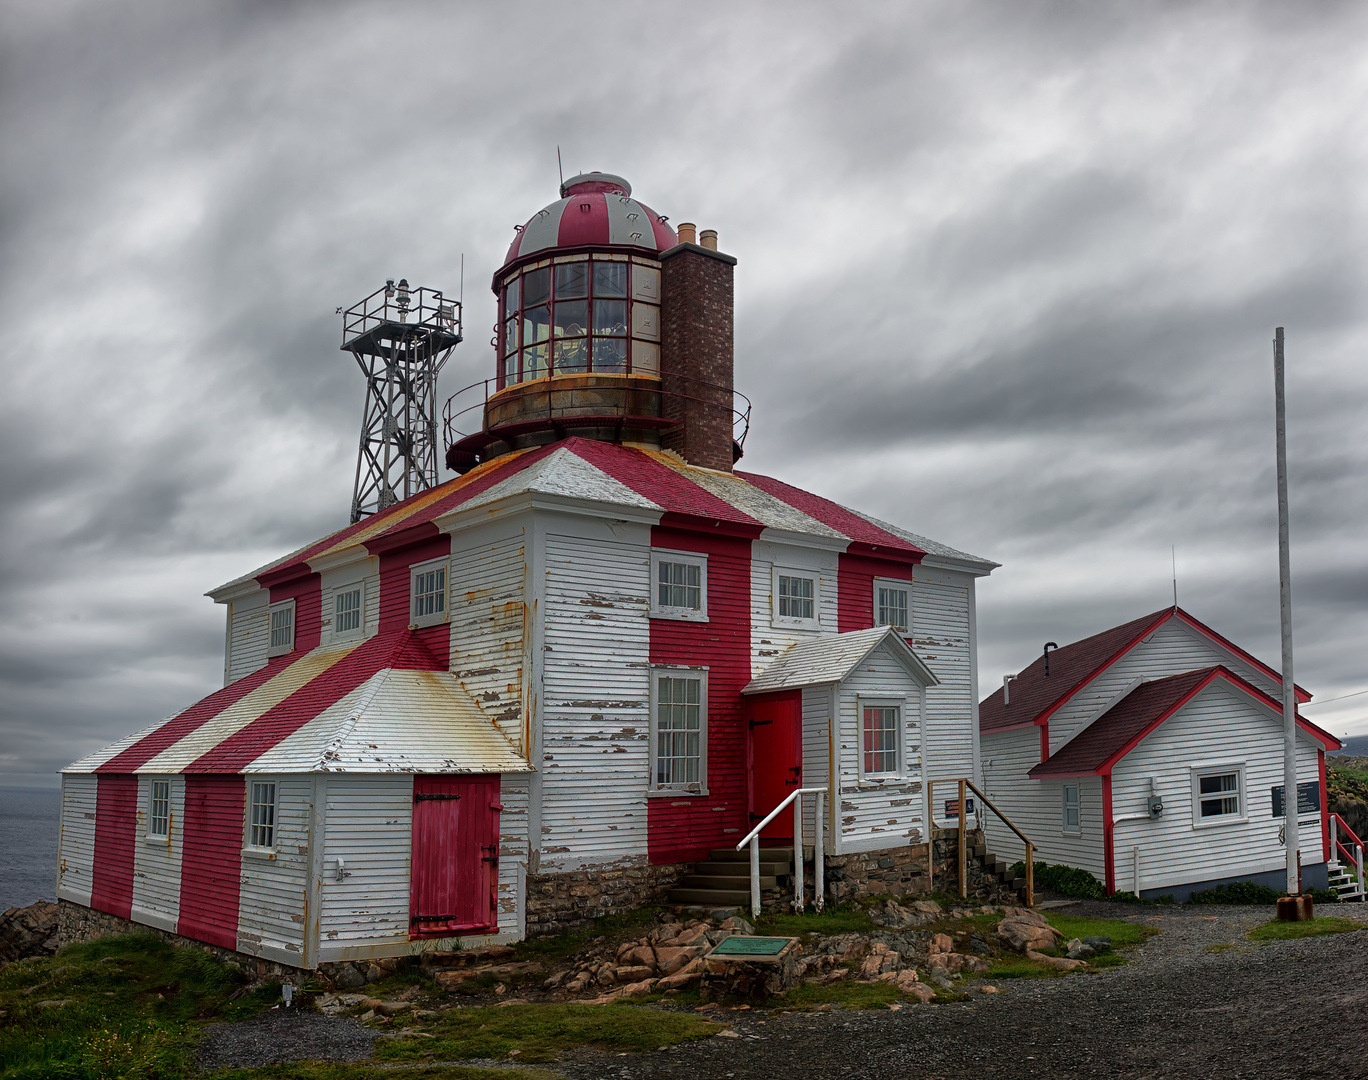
[
  {"xmin": 237, "ymin": 774, "xmax": 311, "ymax": 964},
  {"xmin": 835, "ymin": 642, "xmax": 927, "ymax": 854},
  {"xmin": 319, "ymin": 566, "xmax": 381, "ymax": 647},
  {"xmin": 750, "ymin": 542, "xmax": 840, "ymax": 677},
  {"xmin": 317, "ymin": 775, "xmax": 413, "ymax": 960},
  {"xmin": 980, "ymin": 726, "xmax": 1106, "ymax": 878},
  {"xmin": 450, "ymin": 529, "xmax": 528, "ymax": 748},
  {"xmin": 801, "ymin": 684, "xmax": 833, "ymax": 844},
  {"xmin": 496, "ymin": 773, "xmax": 531, "ymax": 938},
  {"xmin": 539, "ymin": 527, "xmax": 652, "ymax": 869},
  {"xmin": 1111, "ymin": 683, "xmax": 1325, "ymax": 892},
  {"xmin": 1048, "ymin": 619, "xmax": 1285, "ymax": 752},
  {"xmin": 910, "ymin": 567, "xmax": 974, "ymax": 782},
  {"xmin": 57, "ymin": 774, "xmax": 98, "ymax": 906},
  {"xmin": 226, "ymin": 590, "xmax": 270, "ymax": 685},
  {"xmin": 130, "ymin": 775, "xmax": 185, "ymax": 932}
]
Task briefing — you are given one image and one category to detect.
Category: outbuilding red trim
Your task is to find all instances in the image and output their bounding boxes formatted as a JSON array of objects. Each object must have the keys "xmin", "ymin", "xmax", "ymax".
[
  {"xmin": 177, "ymin": 775, "xmax": 243, "ymax": 950},
  {"xmin": 90, "ymin": 774, "xmax": 138, "ymax": 919},
  {"xmin": 1102, "ymin": 774, "xmax": 1115, "ymax": 894}
]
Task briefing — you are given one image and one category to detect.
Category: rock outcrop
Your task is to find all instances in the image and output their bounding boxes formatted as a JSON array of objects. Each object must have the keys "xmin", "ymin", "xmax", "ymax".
[{"xmin": 0, "ymin": 901, "xmax": 60, "ymax": 964}]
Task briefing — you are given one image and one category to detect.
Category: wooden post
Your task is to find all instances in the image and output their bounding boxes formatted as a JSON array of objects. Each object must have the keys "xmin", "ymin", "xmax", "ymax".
[
  {"xmin": 814, "ymin": 791, "xmax": 825, "ymax": 912},
  {"xmin": 793, "ymin": 795, "xmax": 804, "ymax": 913},
  {"xmin": 958, "ymin": 778, "xmax": 968, "ymax": 899},
  {"xmin": 926, "ymin": 779, "xmax": 934, "ymax": 895},
  {"xmin": 1025, "ymin": 840, "xmax": 1034, "ymax": 908},
  {"xmin": 749, "ymin": 838, "xmax": 761, "ymax": 919}
]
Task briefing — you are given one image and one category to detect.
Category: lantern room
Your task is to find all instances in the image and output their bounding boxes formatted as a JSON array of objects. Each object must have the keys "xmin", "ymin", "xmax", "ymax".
[{"xmin": 445, "ymin": 172, "xmax": 744, "ymax": 475}]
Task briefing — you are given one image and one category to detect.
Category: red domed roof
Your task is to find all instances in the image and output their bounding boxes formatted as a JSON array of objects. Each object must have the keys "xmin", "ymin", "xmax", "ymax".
[{"xmin": 499, "ymin": 172, "xmax": 677, "ymax": 277}]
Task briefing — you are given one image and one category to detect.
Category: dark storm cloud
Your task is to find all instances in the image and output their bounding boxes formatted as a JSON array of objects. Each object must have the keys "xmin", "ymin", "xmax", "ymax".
[{"xmin": 2, "ymin": 0, "xmax": 1367, "ymax": 784}]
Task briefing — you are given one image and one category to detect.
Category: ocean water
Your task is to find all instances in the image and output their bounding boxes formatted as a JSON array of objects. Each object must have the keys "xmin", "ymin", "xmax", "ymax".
[{"xmin": 0, "ymin": 786, "xmax": 60, "ymax": 912}]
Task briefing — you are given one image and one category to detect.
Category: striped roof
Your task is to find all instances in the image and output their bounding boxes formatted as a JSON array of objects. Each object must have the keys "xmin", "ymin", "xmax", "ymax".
[
  {"xmin": 213, "ymin": 438, "xmax": 994, "ymax": 598},
  {"xmin": 65, "ymin": 629, "xmax": 529, "ymax": 776},
  {"xmin": 500, "ymin": 173, "xmax": 677, "ymax": 275},
  {"xmin": 742, "ymin": 626, "xmax": 939, "ymax": 695}
]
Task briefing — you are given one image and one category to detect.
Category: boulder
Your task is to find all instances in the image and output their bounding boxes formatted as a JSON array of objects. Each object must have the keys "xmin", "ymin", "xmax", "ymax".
[
  {"xmin": 1026, "ymin": 949, "xmax": 1088, "ymax": 971},
  {"xmin": 620, "ymin": 944, "xmax": 657, "ymax": 970},
  {"xmin": 0, "ymin": 902, "xmax": 59, "ymax": 963},
  {"xmin": 660, "ymin": 924, "xmax": 710, "ymax": 948},
  {"xmin": 996, "ymin": 914, "xmax": 1064, "ymax": 954},
  {"xmin": 613, "ymin": 964, "xmax": 654, "ymax": 984},
  {"xmin": 655, "ymin": 945, "xmax": 704, "ymax": 975},
  {"xmin": 1082, "ymin": 936, "xmax": 1112, "ymax": 954},
  {"xmin": 1065, "ymin": 939, "xmax": 1097, "ymax": 961},
  {"xmin": 876, "ymin": 968, "xmax": 925, "ymax": 995},
  {"xmin": 376, "ymin": 1001, "xmax": 412, "ymax": 1016},
  {"xmin": 870, "ymin": 898, "xmax": 941, "ymax": 928},
  {"xmin": 857, "ymin": 943, "xmax": 901, "ymax": 980},
  {"xmin": 927, "ymin": 933, "xmax": 954, "ymax": 956},
  {"xmin": 657, "ymin": 958, "xmax": 704, "ymax": 991},
  {"xmin": 719, "ymin": 916, "xmax": 755, "ymax": 935},
  {"xmin": 649, "ymin": 922, "xmax": 685, "ymax": 944}
]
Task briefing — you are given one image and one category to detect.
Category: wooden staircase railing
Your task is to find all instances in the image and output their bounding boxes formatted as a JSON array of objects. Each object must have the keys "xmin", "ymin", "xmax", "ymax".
[{"xmin": 928, "ymin": 777, "xmax": 1035, "ymax": 908}]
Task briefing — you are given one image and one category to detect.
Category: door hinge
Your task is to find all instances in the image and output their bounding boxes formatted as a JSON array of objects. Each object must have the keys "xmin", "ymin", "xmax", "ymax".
[{"xmin": 748, "ymin": 719, "xmax": 773, "ymax": 729}]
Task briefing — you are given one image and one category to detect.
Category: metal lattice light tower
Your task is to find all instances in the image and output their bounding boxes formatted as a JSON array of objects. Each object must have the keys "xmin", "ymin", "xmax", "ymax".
[{"xmin": 342, "ymin": 279, "xmax": 462, "ymax": 523}]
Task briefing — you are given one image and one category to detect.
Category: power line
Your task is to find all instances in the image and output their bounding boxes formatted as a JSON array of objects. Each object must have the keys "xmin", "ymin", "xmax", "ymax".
[{"xmin": 1301, "ymin": 687, "xmax": 1368, "ymax": 708}]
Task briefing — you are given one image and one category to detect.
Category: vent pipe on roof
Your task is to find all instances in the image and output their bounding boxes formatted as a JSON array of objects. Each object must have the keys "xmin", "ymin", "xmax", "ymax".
[
  {"xmin": 699, "ymin": 229, "xmax": 718, "ymax": 251},
  {"xmin": 1003, "ymin": 674, "xmax": 1017, "ymax": 705},
  {"xmin": 1043, "ymin": 642, "xmax": 1058, "ymax": 677}
]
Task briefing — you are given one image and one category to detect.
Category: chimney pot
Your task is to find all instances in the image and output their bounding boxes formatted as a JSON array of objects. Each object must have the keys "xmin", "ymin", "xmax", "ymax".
[
  {"xmin": 676, "ymin": 222, "xmax": 697, "ymax": 245},
  {"xmin": 699, "ymin": 229, "xmax": 718, "ymax": 251}
]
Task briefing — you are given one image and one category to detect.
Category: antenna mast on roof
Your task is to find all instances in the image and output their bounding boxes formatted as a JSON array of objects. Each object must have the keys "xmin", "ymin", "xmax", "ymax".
[{"xmin": 340, "ymin": 279, "xmax": 463, "ymax": 523}]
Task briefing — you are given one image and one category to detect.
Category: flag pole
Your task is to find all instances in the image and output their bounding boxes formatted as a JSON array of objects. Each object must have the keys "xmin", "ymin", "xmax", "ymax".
[{"xmin": 1274, "ymin": 326, "xmax": 1299, "ymax": 896}]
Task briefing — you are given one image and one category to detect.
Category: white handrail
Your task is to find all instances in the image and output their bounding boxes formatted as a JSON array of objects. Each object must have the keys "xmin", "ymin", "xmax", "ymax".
[{"xmin": 735, "ymin": 786, "xmax": 828, "ymax": 918}]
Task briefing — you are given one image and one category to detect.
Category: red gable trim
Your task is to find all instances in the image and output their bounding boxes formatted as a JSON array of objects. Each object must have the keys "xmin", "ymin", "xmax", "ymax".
[
  {"xmin": 1030, "ymin": 610, "xmax": 1171, "ymax": 732},
  {"xmin": 736, "ymin": 470, "xmax": 925, "ymax": 560},
  {"xmin": 1172, "ymin": 608, "xmax": 1311, "ymax": 703}
]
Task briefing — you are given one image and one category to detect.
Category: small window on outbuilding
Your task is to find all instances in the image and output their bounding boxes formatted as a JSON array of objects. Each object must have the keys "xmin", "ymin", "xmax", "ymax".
[
  {"xmin": 148, "ymin": 780, "xmax": 171, "ymax": 840},
  {"xmin": 859, "ymin": 699, "xmax": 902, "ymax": 780},
  {"xmin": 410, "ymin": 561, "xmax": 448, "ymax": 627},
  {"xmin": 334, "ymin": 585, "xmax": 363, "ymax": 637},
  {"xmin": 650, "ymin": 550, "xmax": 708, "ymax": 622},
  {"xmin": 650, "ymin": 668, "xmax": 707, "ymax": 793},
  {"xmin": 1062, "ymin": 783, "xmax": 1081, "ymax": 835},
  {"xmin": 773, "ymin": 567, "xmax": 819, "ymax": 628},
  {"xmin": 267, "ymin": 600, "xmax": 295, "ymax": 657},
  {"xmin": 248, "ymin": 782, "xmax": 276, "ymax": 849},
  {"xmin": 1191, "ymin": 765, "xmax": 1245, "ymax": 826},
  {"xmin": 874, "ymin": 579, "xmax": 910, "ymax": 633}
]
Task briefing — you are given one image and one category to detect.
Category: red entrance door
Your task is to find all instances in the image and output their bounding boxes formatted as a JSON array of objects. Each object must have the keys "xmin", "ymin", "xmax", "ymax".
[
  {"xmin": 409, "ymin": 774, "xmax": 502, "ymax": 938},
  {"xmin": 747, "ymin": 692, "xmax": 802, "ymax": 841}
]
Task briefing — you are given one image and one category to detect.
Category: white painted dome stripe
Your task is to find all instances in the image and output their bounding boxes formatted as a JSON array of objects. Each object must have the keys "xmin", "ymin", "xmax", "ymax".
[
  {"xmin": 606, "ymin": 195, "xmax": 656, "ymax": 249},
  {"xmin": 518, "ymin": 197, "xmax": 570, "ymax": 259}
]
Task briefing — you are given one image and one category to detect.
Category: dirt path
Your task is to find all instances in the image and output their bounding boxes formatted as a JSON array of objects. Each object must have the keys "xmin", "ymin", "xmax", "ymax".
[{"xmin": 554, "ymin": 902, "xmax": 1368, "ymax": 1080}]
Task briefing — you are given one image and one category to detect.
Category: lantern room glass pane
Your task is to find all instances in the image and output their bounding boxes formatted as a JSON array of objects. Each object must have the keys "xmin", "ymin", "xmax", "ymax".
[
  {"xmin": 555, "ymin": 262, "xmax": 588, "ymax": 299},
  {"xmin": 593, "ymin": 261, "xmax": 628, "ymax": 297},
  {"xmin": 554, "ymin": 300, "xmax": 588, "ymax": 338},
  {"xmin": 554, "ymin": 337, "xmax": 588, "ymax": 374},
  {"xmin": 523, "ymin": 267, "xmax": 550, "ymax": 307},
  {"xmin": 523, "ymin": 304, "xmax": 550, "ymax": 345},
  {"xmin": 594, "ymin": 299, "xmax": 627, "ymax": 336},
  {"xmin": 501, "ymin": 353, "xmax": 519, "ymax": 385},
  {"xmin": 503, "ymin": 317, "xmax": 518, "ymax": 357},
  {"xmin": 522, "ymin": 344, "xmax": 548, "ymax": 380},
  {"xmin": 593, "ymin": 338, "xmax": 627, "ymax": 373},
  {"xmin": 503, "ymin": 277, "xmax": 519, "ymax": 315}
]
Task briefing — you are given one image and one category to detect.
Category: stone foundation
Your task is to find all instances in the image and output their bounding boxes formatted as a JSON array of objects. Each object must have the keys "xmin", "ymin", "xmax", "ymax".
[
  {"xmin": 820, "ymin": 828, "xmax": 1017, "ymax": 906},
  {"xmin": 526, "ymin": 861, "xmax": 690, "ymax": 937}
]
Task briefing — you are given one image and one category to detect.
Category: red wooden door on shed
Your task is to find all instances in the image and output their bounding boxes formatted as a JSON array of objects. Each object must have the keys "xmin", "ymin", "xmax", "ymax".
[
  {"xmin": 409, "ymin": 774, "xmax": 502, "ymax": 938},
  {"xmin": 747, "ymin": 692, "xmax": 802, "ymax": 842}
]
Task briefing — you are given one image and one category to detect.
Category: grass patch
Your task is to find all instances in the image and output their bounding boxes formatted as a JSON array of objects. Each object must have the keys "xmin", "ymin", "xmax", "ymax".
[
  {"xmin": 1044, "ymin": 914, "xmax": 1157, "ymax": 949},
  {"xmin": 206, "ymin": 1066, "xmax": 556, "ymax": 1080},
  {"xmin": 754, "ymin": 903, "xmax": 878, "ymax": 940},
  {"xmin": 0, "ymin": 933, "xmax": 272, "ymax": 1080},
  {"xmin": 509, "ymin": 906, "xmax": 662, "ymax": 965},
  {"xmin": 778, "ymin": 979, "xmax": 906, "ymax": 1009},
  {"xmin": 1246, "ymin": 916, "xmax": 1365, "ymax": 942},
  {"xmin": 985, "ymin": 954, "xmax": 1066, "ymax": 980},
  {"xmin": 374, "ymin": 1002, "xmax": 719, "ymax": 1064}
]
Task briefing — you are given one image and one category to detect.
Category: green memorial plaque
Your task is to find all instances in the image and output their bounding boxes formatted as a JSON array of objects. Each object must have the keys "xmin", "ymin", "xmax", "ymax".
[{"xmin": 708, "ymin": 936, "xmax": 794, "ymax": 957}]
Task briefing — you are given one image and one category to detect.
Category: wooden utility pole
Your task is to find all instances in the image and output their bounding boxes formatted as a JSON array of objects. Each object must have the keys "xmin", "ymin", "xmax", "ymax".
[{"xmin": 1274, "ymin": 327, "xmax": 1300, "ymax": 896}]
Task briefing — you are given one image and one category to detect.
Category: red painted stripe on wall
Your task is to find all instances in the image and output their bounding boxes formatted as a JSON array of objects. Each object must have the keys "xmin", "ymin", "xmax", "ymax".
[
  {"xmin": 837, "ymin": 553, "xmax": 915, "ymax": 634},
  {"xmin": 646, "ymin": 525, "xmax": 754, "ymax": 865},
  {"xmin": 95, "ymin": 658, "xmax": 291, "ymax": 773},
  {"xmin": 737, "ymin": 471, "xmax": 925, "ymax": 558},
  {"xmin": 90, "ymin": 774, "xmax": 138, "ymax": 919},
  {"xmin": 184, "ymin": 629, "xmax": 443, "ymax": 772},
  {"xmin": 177, "ymin": 775, "xmax": 243, "ymax": 950},
  {"xmin": 270, "ymin": 574, "xmax": 322, "ymax": 654}
]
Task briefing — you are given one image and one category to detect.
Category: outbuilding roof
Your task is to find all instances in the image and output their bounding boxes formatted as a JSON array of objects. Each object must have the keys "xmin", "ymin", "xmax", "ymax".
[
  {"xmin": 742, "ymin": 626, "xmax": 939, "ymax": 695},
  {"xmin": 65, "ymin": 629, "xmax": 530, "ymax": 776},
  {"xmin": 212, "ymin": 438, "xmax": 995, "ymax": 598},
  {"xmin": 1027, "ymin": 666, "xmax": 1340, "ymax": 778}
]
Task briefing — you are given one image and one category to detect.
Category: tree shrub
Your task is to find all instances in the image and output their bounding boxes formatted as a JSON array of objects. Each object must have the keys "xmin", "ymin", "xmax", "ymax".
[
  {"xmin": 1187, "ymin": 881, "xmax": 1282, "ymax": 905},
  {"xmin": 1008, "ymin": 861, "xmax": 1106, "ymax": 899}
]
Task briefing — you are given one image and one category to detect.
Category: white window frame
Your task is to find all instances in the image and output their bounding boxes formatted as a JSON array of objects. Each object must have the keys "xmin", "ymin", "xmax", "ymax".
[
  {"xmin": 648, "ymin": 666, "xmax": 709, "ymax": 796},
  {"xmin": 772, "ymin": 566, "xmax": 820, "ymax": 629},
  {"xmin": 146, "ymin": 779, "xmax": 171, "ymax": 842},
  {"xmin": 873, "ymin": 577, "xmax": 911, "ymax": 633},
  {"xmin": 649, "ymin": 550, "xmax": 708, "ymax": 622},
  {"xmin": 332, "ymin": 582, "xmax": 365, "ymax": 640},
  {"xmin": 409, "ymin": 558, "xmax": 449, "ymax": 628},
  {"xmin": 1061, "ymin": 783, "xmax": 1081, "ymax": 836},
  {"xmin": 1190, "ymin": 763, "xmax": 1246, "ymax": 827},
  {"xmin": 267, "ymin": 599, "xmax": 296, "ymax": 657},
  {"xmin": 858, "ymin": 695, "xmax": 904, "ymax": 781},
  {"xmin": 246, "ymin": 780, "xmax": 278, "ymax": 851}
]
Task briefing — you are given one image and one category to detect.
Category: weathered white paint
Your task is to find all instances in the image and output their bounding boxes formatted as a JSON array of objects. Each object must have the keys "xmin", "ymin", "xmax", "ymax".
[
  {"xmin": 911, "ymin": 564, "xmax": 976, "ymax": 806},
  {"xmin": 237, "ymin": 773, "xmax": 310, "ymax": 964},
  {"xmin": 56, "ymin": 774, "xmax": 98, "ymax": 906},
  {"xmin": 130, "ymin": 775, "xmax": 184, "ymax": 932},
  {"xmin": 319, "ymin": 560, "xmax": 379, "ymax": 647},
  {"xmin": 744, "ymin": 626, "xmax": 937, "ymax": 695},
  {"xmin": 225, "ymin": 587, "xmax": 270, "ymax": 684}
]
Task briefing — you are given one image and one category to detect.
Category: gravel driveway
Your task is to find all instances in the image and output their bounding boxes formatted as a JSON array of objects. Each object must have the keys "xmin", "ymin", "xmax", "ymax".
[
  {"xmin": 197, "ymin": 1007, "xmax": 378, "ymax": 1070},
  {"xmin": 555, "ymin": 901, "xmax": 1368, "ymax": 1080}
]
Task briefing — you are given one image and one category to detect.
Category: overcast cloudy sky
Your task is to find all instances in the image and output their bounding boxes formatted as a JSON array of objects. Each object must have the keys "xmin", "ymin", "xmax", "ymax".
[{"xmin": 2, "ymin": 0, "xmax": 1366, "ymax": 786}]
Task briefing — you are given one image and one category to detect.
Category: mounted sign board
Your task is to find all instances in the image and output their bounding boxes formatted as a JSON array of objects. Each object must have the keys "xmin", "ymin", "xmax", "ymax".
[
  {"xmin": 1271, "ymin": 782, "xmax": 1320, "ymax": 818},
  {"xmin": 944, "ymin": 797, "xmax": 976, "ymax": 818}
]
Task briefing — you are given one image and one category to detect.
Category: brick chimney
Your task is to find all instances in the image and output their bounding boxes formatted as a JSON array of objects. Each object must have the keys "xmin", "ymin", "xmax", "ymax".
[{"xmin": 659, "ymin": 231, "xmax": 737, "ymax": 471}]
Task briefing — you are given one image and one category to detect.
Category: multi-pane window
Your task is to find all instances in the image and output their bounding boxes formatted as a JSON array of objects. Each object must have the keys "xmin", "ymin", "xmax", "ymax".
[
  {"xmin": 249, "ymin": 782, "xmax": 276, "ymax": 848},
  {"xmin": 335, "ymin": 587, "xmax": 362, "ymax": 635},
  {"xmin": 877, "ymin": 584, "xmax": 909, "ymax": 632},
  {"xmin": 411, "ymin": 564, "xmax": 447, "ymax": 624},
  {"xmin": 498, "ymin": 256, "xmax": 661, "ymax": 387},
  {"xmin": 268, "ymin": 600, "xmax": 295, "ymax": 656},
  {"xmin": 653, "ymin": 672, "xmax": 705, "ymax": 790},
  {"xmin": 777, "ymin": 574, "xmax": 815, "ymax": 622},
  {"xmin": 148, "ymin": 780, "xmax": 170, "ymax": 839},
  {"xmin": 862, "ymin": 705, "xmax": 900, "ymax": 777},
  {"xmin": 650, "ymin": 552, "xmax": 707, "ymax": 620},
  {"xmin": 1062, "ymin": 784, "xmax": 1081, "ymax": 833},
  {"xmin": 1197, "ymin": 771, "xmax": 1241, "ymax": 819}
]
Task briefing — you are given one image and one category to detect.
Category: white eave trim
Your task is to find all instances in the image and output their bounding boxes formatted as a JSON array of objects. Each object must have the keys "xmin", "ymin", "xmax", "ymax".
[{"xmin": 919, "ymin": 554, "xmax": 1001, "ymax": 577}]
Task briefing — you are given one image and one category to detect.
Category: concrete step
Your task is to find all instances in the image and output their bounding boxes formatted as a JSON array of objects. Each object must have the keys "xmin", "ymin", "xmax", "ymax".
[
  {"xmin": 708, "ymin": 846, "xmax": 795, "ymax": 862},
  {"xmin": 679, "ymin": 875, "xmax": 780, "ymax": 891},
  {"xmin": 694, "ymin": 860, "xmax": 790, "ymax": 878},
  {"xmin": 667, "ymin": 887, "xmax": 753, "ymax": 906}
]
